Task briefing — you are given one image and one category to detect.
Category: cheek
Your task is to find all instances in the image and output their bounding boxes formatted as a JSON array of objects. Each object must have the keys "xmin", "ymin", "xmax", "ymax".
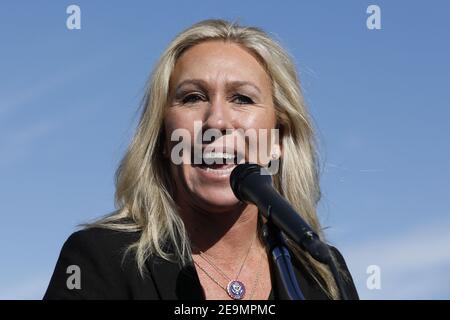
[
  {"xmin": 164, "ymin": 108, "xmax": 202, "ymax": 134},
  {"xmin": 163, "ymin": 112, "xmax": 200, "ymax": 159},
  {"xmin": 236, "ymin": 109, "xmax": 278, "ymax": 163},
  {"xmin": 237, "ymin": 106, "xmax": 276, "ymax": 129},
  {"xmin": 170, "ymin": 163, "xmax": 198, "ymax": 201}
]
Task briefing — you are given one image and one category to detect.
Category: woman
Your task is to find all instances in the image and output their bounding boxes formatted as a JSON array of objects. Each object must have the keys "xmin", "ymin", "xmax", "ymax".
[{"xmin": 44, "ymin": 19, "xmax": 358, "ymax": 300}]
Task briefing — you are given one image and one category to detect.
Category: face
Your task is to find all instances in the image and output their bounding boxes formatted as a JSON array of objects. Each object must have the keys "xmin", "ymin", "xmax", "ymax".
[{"xmin": 163, "ymin": 40, "xmax": 280, "ymax": 212}]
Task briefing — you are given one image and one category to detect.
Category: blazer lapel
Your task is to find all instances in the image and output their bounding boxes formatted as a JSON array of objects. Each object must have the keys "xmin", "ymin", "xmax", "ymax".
[{"xmin": 146, "ymin": 254, "xmax": 205, "ymax": 300}]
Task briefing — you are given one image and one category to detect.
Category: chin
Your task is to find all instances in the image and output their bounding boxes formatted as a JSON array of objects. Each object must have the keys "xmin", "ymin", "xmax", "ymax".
[
  {"xmin": 173, "ymin": 164, "xmax": 244, "ymax": 211},
  {"xmin": 192, "ymin": 186, "xmax": 240, "ymax": 210}
]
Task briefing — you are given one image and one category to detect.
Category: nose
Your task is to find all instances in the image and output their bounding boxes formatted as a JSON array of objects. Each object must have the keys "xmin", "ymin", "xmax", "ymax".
[{"xmin": 203, "ymin": 95, "xmax": 234, "ymax": 135}]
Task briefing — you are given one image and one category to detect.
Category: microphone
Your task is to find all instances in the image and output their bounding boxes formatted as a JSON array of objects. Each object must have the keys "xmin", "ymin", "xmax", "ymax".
[{"xmin": 230, "ymin": 163, "xmax": 332, "ymax": 264}]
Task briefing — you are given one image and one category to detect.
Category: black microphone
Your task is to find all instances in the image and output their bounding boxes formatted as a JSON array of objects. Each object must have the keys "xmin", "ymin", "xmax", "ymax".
[{"xmin": 230, "ymin": 163, "xmax": 332, "ymax": 264}]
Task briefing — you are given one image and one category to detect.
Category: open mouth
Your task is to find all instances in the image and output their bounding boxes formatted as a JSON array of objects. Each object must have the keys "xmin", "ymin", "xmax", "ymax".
[{"xmin": 192, "ymin": 151, "xmax": 243, "ymax": 176}]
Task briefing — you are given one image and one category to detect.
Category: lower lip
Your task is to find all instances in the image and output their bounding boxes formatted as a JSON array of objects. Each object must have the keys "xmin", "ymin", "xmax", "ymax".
[{"xmin": 194, "ymin": 164, "xmax": 237, "ymax": 181}]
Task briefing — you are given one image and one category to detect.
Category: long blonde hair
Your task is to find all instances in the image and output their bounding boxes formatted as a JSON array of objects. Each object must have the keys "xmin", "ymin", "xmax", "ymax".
[{"xmin": 86, "ymin": 19, "xmax": 339, "ymax": 299}]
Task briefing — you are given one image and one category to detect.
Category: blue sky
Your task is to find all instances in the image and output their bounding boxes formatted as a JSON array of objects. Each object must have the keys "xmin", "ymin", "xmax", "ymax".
[{"xmin": 0, "ymin": 0, "xmax": 449, "ymax": 299}]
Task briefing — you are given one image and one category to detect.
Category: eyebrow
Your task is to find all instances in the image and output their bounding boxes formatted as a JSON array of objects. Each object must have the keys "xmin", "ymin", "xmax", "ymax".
[{"xmin": 174, "ymin": 79, "xmax": 262, "ymax": 95}]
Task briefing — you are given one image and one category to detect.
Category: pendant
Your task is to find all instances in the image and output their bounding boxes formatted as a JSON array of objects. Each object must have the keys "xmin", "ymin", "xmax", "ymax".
[{"xmin": 227, "ymin": 280, "xmax": 246, "ymax": 300}]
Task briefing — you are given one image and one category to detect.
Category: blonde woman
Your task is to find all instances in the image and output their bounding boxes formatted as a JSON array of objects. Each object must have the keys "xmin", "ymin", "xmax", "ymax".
[{"xmin": 44, "ymin": 19, "xmax": 358, "ymax": 300}]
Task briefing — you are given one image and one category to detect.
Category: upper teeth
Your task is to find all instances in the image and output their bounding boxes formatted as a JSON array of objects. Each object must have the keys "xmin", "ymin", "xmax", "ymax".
[{"xmin": 203, "ymin": 152, "xmax": 235, "ymax": 160}]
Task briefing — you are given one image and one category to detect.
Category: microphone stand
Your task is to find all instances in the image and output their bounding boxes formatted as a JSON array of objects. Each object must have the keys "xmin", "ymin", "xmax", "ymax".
[
  {"xmin": 262, "ymin": 220, "xmax": 305, "ymax": 300},
  {"xmin": 262, "ymin": 219, "xmax": 350, "ymax": 300}
]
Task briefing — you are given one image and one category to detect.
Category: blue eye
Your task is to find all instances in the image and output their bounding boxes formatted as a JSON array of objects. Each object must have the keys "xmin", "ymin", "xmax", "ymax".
[
  {"xmin": 233, "ymin": 95, "xmax": 254, "ymax": 104},
  {"xmin": 182, "ymin": 94, "xmax": 205, "ymax": 104},
  {"xmin": 180, "ymin": 93, "xmax": 253, "ymax": 105}
]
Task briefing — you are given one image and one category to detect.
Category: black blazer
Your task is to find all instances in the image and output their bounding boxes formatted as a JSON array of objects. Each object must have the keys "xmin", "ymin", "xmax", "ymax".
[{"xmin": 43, "ymin": 227, "xmax": 359, "ymax": 300}]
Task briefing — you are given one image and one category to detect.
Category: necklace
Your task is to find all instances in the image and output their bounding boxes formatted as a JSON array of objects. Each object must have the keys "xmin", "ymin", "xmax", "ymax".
[
  {"xmin": 193, "ymin": 234, "xmax": 258, "ymax": 300},
  {"xmin": 194, "ymin": 248, "xmax": 264, "ymax": 300}
]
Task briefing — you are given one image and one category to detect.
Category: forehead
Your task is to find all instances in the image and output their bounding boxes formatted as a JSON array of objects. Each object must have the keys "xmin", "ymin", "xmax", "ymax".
[{"xmin": 170, "ymin": 41, "xmax": 271, "ymax": 89}]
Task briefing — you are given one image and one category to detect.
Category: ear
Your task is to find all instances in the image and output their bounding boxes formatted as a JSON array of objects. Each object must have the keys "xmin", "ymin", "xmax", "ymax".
[
  {"xmin": 271, "ymin": 144, "xmax": 281, "ymax": 160},
  {"xmin": 271, "ymin": 124, "xmax": 283, "ymax": 160},
  {"xmin": 266, "ymin": 125, "xmax": 282, "ymax": 175}
]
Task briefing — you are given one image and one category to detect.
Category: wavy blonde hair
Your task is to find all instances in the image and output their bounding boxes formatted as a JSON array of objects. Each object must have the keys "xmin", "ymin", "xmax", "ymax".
[{"xmin": 87, "ymin": 19, "xmax": 340, "ymax": 299}]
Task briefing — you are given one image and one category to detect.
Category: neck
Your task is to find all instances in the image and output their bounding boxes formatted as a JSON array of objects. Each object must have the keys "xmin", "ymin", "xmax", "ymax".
[{"xmin": 176, "ymin": 196, "xmax": 261, "ymax": 259}]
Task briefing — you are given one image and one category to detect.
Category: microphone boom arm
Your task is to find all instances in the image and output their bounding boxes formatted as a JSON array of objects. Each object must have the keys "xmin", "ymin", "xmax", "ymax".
[{"xmin": 230, "ymin": 163, "xmax": 350, "ymax": 300}]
